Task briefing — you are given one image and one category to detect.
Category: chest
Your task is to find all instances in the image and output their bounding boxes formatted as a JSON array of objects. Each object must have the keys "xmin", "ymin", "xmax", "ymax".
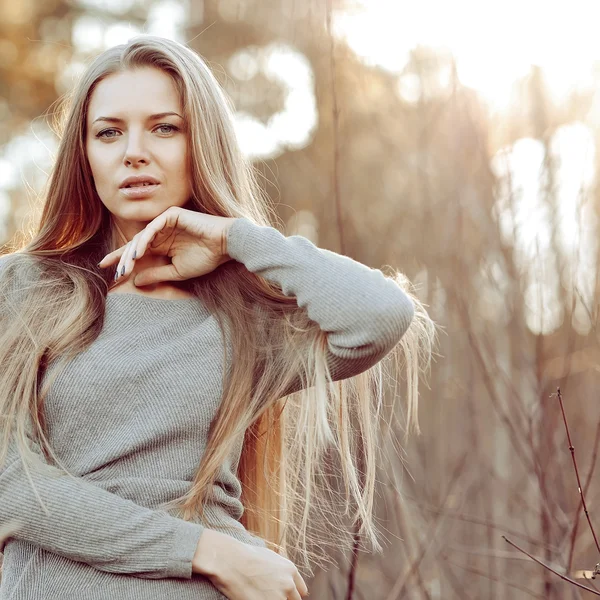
[{"xmin": 40, "ymin": 313, "xmax": 230, "ymax": 474}]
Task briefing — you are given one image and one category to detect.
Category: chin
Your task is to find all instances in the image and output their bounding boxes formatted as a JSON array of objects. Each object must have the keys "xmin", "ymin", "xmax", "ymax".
[{"xmin": 119, "ymin": 197, "xmax": 166, "ymax": 210}]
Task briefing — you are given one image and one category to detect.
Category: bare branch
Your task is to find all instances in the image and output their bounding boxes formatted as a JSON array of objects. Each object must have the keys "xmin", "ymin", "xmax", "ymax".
[
  {"xmin": 556, "ymin": 387, "xmax": 600, "ymax": 556},
  {"xmin": 503, "ymin": 536, "xmax": 600, "ymax": 596},
  {"xmin": 567, "ymin": 417, "xmax": 600, "ymax": 572}
]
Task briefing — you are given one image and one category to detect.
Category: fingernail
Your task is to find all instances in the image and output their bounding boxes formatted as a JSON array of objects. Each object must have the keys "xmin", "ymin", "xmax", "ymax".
[
  {"xmin": 114, "ymin": 270, "xmax": 118, "ymax": 281},
  {"xmin": 132, "ymin": 250, "xmax": 136, "ymax": 260},
  {"xmin": 120, "ymin": 265, "xmax": 125, "ymax": 276}
]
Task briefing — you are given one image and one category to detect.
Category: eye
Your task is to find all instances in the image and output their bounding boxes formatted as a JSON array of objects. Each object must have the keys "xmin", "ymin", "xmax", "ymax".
[
  {"xmin": 96, "ymin": 128, "xmax": 120, "ymax": 139},
  {"xmin": 94, "ymin": 124, "xmax": 180, "ymax": 139},
  {"xmin": 155, "ymin": 124, "xmax": 179, "ymax": 135}
]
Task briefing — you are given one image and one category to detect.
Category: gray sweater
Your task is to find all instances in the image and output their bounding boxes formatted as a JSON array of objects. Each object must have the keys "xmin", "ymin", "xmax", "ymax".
[{"xmin": 0, "ymin": 217, "xmax": 414, "ymax": 599}]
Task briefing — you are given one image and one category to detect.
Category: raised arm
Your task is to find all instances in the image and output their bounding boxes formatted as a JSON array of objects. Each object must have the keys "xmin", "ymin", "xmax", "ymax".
[
  {"xmin": 226, "ymin": 217, "xmax": 415, "ymax": 386},
  {"xmin": 0, "ymin": 429, "xmax": 205, "ymax": 579}
]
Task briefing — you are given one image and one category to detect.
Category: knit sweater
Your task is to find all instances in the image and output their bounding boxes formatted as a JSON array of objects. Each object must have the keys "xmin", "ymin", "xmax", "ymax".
[{"xmin": 0, "ymin": 217, "xmax": 414, "ymax": 600}]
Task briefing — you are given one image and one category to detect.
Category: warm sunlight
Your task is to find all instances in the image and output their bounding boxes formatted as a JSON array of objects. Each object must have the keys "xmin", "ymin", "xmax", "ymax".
[
  {"xmin": 4, "ymin": 4, "xmax": 600, "ymax": 597},
  {"xmin": 491, "ymin": 124, "xmax": 597, "ymax": 334},
  {"xmin": 333, "ymin": 0, "xmax": 600, "ymax": 109}
]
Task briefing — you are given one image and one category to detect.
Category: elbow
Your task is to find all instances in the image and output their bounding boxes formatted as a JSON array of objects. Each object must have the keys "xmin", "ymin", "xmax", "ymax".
[
  {"xmin": 392, "ymin": 290, "xmax": 415, "ymax": 341},
  {"xmin": 369, "ymin": 288, "xmax": 415, "ymax": 351}
]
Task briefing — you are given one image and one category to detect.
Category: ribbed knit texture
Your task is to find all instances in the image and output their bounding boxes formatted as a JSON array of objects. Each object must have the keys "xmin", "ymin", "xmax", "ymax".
[{"xmin": 0, "ymin": 217, "xmax": 414, "ymax": 599}]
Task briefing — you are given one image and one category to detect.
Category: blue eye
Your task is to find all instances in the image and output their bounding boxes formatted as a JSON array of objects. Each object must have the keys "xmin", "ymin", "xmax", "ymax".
[
  {"xmin": 96, "ymin": 128, "xmax": 119, "ymax": 139},
  {"xmin": 155, "ymin": 124, "xmax": 179, "ymax": 134},
  {"xmin": 95, "ymin": 124, "xmax": 180, "ymax": 138}
]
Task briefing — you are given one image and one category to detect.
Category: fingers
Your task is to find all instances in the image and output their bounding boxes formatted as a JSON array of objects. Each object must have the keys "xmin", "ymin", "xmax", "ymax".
[
  {"xmin": 98, "ymin": 208, "xmax": 178, "ymax": 283},
  {"xmin": 97, "ymin": 246, "xmax": 125, "ymax": 268},
  {"xmin": 97, "ymin": 237, "xmax": 139, "ymax": 280},
  {"xmin": 133, "ymin": 263, "xmax": 180, "ymax": 287},
  {"xmin": 292, "ymin": 570, "xmax": 309, "ymax": 597},
  {"xmin": 133, "ymin": 221, "xmax": 160, "ymax": 265},
  {"xmin": 115, "ymin": 240, "xmax": 137, "ymax": 282},
  {"xmin": 101, "ymin": 226, "xmax": 149, "ymax": 283},
  {"xmin": 135, "ymin": 207, "xmax": 178, "ymax": 255}
]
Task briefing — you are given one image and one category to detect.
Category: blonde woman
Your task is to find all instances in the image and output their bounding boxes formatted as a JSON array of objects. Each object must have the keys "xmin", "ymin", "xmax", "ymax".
[{"xmin": 0, "ymin": 36, "xmax": 435, "ymax": 600}]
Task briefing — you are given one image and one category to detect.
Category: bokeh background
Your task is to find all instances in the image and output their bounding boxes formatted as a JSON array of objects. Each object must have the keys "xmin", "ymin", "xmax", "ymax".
[{"xmin": 2, "ymin": 0, "xmax": 600, "ymax": 598}]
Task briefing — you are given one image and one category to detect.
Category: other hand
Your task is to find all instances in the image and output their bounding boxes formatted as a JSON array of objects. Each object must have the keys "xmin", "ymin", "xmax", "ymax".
[{"xmin": 193, "ymin": 529, "xmax": 309, "ymax": 600}]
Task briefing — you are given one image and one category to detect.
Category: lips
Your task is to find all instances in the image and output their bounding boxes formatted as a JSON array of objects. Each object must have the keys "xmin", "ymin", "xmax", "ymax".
[
  {"xmin": 119, "ymin": 175, "xmax": 160, "ymax": 189},
  {"xmin": 124, "ymin": 182, "xmax": 154, "ymax": 188},
  {"xmin": 119, "ymin": 184, "xmax": 160, "ymax": 199}
]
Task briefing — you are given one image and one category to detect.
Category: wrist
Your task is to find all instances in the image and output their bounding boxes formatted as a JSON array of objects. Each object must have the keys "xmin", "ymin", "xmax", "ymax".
[
  {"xmin": 220, "ymin": 218, "xmax": 239, "ymax": 262},
  {"xmin": 192, "ymin": 528, "xmax": 231, "ymax": 579}
]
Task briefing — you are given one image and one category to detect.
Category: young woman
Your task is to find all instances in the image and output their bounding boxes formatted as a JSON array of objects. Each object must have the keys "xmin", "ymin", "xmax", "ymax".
[{"xmin": 0, "ymin": 36, "xmax": 435, "ymax": 600}]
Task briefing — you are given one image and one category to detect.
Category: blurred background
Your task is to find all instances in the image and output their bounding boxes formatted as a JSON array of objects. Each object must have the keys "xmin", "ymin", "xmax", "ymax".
[{"xmin": 2, "ymin": 0, "xmax": 600, "ymax": 597}]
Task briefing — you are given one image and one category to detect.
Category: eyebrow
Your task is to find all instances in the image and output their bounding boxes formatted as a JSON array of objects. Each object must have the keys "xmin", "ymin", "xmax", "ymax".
[{"xmin": 91, "ymin": 112, "xmax": 184, "ymax": 125}]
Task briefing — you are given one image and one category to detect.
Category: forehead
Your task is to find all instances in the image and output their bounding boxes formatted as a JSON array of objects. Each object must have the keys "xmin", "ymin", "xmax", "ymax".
[{"xmin": 87, "ymin": 67, "xmax": 181, "ymax": 122}]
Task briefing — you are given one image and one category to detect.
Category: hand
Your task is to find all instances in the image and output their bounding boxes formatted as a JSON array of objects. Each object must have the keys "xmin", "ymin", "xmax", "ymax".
[
  {"xmin": 193, "ymin": 529, "xmax": 309, "ymax": 600},
  {"xmin": 98, "ymin": 207, "xmax": 237, "ymax": 286}
]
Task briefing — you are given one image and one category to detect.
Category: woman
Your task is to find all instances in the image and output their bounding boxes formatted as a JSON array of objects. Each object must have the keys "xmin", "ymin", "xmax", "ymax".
[{"xmin": 0, "ymin": 36, "xmax": 435, "ymax": 600}]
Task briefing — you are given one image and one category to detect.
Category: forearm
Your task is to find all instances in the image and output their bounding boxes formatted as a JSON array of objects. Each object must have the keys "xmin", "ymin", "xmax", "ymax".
[
  {"xmin": 0, "ymin": 439, "xmax": 204, "ymax": 579},
  {"xmin": 226, "ymin": 218, "xmax": 414, "ymax": 370},
  {"xmin": 192, "ymin": 528, "xmax": 252, "ymax": 580}
]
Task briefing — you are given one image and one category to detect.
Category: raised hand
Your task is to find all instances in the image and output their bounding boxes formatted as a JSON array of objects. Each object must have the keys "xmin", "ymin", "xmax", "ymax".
[{"xmin": 98, "ymin": 206, "xmax": 237, "ymax": 286}]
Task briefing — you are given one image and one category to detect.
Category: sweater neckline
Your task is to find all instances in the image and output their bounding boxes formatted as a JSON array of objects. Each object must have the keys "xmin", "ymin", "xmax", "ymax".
[
  {"xmin": 106, "ymin": 292, "xmax": 199, "ymax": 303},
  {"xmin": 105, "ymin": 292, "xmax": 212, "ymax": 320}
]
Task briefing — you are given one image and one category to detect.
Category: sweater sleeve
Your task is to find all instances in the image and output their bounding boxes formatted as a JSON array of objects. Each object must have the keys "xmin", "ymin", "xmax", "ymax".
[
  {"xmin": 226, "ymin": 217, "xmax": 415, "ymax": 387},
  {"xmin": 0, "ymin": 429, "xmax": 205, "ymax": 580},
  {"xmin": 0, "ymin": 254, "xmax": 204, "ymax": 580}
]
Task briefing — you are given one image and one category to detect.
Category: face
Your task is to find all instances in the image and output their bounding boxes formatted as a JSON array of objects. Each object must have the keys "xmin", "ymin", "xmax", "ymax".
[{"xmin": 85, "ymin": 67, "xmax": 192, "ymax": 242}]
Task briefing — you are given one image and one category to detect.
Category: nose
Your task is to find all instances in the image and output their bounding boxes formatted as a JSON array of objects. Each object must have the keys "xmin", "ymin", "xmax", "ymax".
[{"xmin": 123, "ymin": 131, "xmax": 150, "ymax": 167}]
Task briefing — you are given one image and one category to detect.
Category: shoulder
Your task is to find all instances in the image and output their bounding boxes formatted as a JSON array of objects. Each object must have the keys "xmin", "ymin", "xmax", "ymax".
[
  {"xmin": 0, "ymin": 253, "xmax": 44, "ymax": 303},
  {"xmin": 0, "ymin": 252, "xmax": 18, "ymax": 269},
  {"xmin": 0, "ymin": 252, "xmax": 40, "ymax": 278},
  {"xmin": 0, "ymin": 252, "xmax": 22, "ymax": 285}
]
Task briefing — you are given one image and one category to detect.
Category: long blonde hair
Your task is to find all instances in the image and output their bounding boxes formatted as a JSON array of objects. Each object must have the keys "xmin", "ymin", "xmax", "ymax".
[{"xmin": 0, "ymin": 36, "xmax": 436, "ymax": 572}]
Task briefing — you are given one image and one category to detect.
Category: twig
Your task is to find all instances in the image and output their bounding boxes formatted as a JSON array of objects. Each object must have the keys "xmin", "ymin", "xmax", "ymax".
[
  {"xmin": 419, "ymin": 504, "xmax": 557, "ymax": 551},
  {"xmin": 556, "ymin": 387, "xmax": 600, "ymax": 556},
  {"xmin": 441, "ymin": 551, "xmax": 544, "ymax": 599},
  {"xmin": 583, "ymin": 573, "xmax": 600, "ymax": 593},
  {"xmin": 503, "ymin": 535, "xmax": 600, "ymax": 596},
  {"xmin": 462, "ymin": 316, "xmax": 536, "ymax": 475},
  {"xmin": 567, "ymin": 417, "xmax": 600, "ymax": 572},
  {"xmin": 437, "ymin": 552, "xmax": 478, "ymax": 600},
  {"xmin": 325, "ymin": 0, "xmax": 345, "ymax": 256},
  {"xmin": 385, "ymin": 452, "xmax": 469, "ymax": 600}
]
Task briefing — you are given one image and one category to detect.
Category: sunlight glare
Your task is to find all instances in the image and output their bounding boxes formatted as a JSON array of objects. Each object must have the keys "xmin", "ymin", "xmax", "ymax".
[
  {"xmin": 491, "ymin": 124, "xmax": 597, "ymax": 335},
  {"xmin": 334, "ymin": 0, "xmax": 600, "ymax": 109},
  {"xmin": 104, "ymin": 23, "xmax": 141, "ymax": 47},
  {"xmin": 229, "ymin": 43, "xmax": 317, "ymax": 159}
]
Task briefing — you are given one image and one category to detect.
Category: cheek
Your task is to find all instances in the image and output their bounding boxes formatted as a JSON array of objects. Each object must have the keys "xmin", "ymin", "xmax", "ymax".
[
  {"xmin": 169, "ymin": 146, "xmax": 191, "ymax": 183},
  {"xmin": 86, "ymin": 146, "xmax": 107, "ymax": 185},
  {"xmin": 167, "ymin": 155, "xmax": 192, "ymax": 202},
  {"xmin": 86, "ymin": 148, "xmax": 117, "ymax": 205}
]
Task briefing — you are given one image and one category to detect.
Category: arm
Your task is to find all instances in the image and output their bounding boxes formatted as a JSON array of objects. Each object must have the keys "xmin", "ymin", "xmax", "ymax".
[
  {"xmin": 226, "ymin": 218, "xmax": 415, "ymax": 386},
  {"xmin": 0, "ymin": 255, "xmax": 204, "ymax": 580},
  {"xmin": 0, "ymin": 430, "xmax": 205, "ymax": 579}
]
